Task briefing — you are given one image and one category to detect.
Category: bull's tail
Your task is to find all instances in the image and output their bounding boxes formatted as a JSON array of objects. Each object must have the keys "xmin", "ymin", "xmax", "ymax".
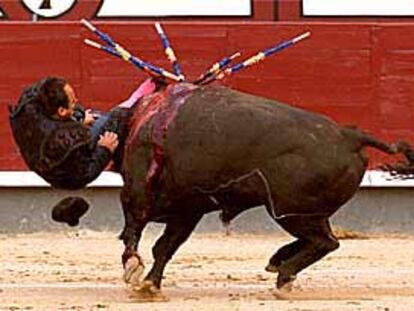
[
  {"xmin": 341, "ymin": 126, "xmax": 414, "ymax": 178},
  {"xmin": 341, "ymin": 126, "xmax": 398, "ymax": 154}
]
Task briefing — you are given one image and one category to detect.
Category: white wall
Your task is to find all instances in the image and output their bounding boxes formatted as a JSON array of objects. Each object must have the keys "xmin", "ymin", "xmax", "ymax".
[
  {"xmin": 97, "ymin": 0, "xmax": 251, "ymax": 17},
  {"xmin": 303, "ymin": 0, "xmax": 414, "ymax": 16}
]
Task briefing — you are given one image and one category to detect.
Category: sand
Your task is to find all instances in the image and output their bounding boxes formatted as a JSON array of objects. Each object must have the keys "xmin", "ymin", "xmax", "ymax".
[{"xmin": 1, "ymin": 229, "xmax": 414, "ymax": 310}]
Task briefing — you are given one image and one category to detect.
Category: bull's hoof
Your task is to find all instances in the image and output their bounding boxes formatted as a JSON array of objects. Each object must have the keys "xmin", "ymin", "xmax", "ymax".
[
  {"xmin": 123, "ymin": 256, "xmax": 145, "ymax": 286},
  {"xmin": 276, "ymin": 273, "xmax": 296, "ymax": 292},
  {"xmin": 131, "ymin": 280, "xmax": 168, "ymax": 302},
  {"xmin": 265, "ymin": 263, "xmax": 279, "ymax": 273},
  {"xmin": 272, "ymin": 288, "xmax": 290, "ymax": 299}
]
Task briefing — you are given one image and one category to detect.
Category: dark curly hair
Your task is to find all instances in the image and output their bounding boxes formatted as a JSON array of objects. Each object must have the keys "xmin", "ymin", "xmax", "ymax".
[{"xmin": 37, "ymin": 76, "xmax": 69, "ymax": 117}]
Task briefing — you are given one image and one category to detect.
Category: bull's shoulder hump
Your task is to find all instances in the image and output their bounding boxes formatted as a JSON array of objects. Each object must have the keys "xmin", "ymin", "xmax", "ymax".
[{"xmin": 192, "ymin": 85, "xmax": 336, "ymax": 125}]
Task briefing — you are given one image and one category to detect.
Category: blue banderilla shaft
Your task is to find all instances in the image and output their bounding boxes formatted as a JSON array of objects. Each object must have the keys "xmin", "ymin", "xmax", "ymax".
[
  {"xmin": 81, "ymin": 19, "xmax": 181, "ymax": 82},
  {"xmin": 84, "ymin": 39, "xmax": 181, "ymax": 82},
  {"xmin": 194, "ymin": 52, "xmax": 241, "ymax": 85},
  {"xmin": 81, "ymin": 19, "xmax": 117, "ymax": 48},
  {"xmin": 155, "ymin": 23, "xmax": 185, "ymax": 81},
  {"xmin": 213, "ymin": 31, "xmax": 311, "ymax": 82},
  {"xmin": 84, "ymin": 39, "xmax": 119, "ymax": 57}
]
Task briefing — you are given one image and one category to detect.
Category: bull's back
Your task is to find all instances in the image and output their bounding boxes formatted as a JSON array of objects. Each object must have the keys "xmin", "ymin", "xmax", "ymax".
[{"xmin": 164, "ymin": 86, "xmax": 365, "ymax": 204}]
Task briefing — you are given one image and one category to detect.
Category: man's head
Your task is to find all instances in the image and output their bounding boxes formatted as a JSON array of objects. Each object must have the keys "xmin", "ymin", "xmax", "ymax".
[{"xmin": 37, "ymin": 76, "xmax": 78, "ymax": 119}]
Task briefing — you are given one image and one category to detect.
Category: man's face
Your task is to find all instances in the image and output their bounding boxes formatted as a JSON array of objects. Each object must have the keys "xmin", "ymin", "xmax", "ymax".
[{"xmin": 57, "ymin": 84, "xmax": 78, "ymax": 119}]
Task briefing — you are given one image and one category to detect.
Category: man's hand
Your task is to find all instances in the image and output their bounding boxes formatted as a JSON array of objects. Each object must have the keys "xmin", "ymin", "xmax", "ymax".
[
  {"xmin": 98, "ymin": 132, "xmax": 119, "ymax": 153},
  {"xmin": 83, "ymin": 109, "xmax": 97, "ymax": 126}
]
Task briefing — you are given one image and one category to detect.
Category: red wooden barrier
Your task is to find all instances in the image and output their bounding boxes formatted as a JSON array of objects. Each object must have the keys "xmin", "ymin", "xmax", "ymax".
[{"xmin": 1, "ymin": 21, "xmax": 414, "ymax": 169}]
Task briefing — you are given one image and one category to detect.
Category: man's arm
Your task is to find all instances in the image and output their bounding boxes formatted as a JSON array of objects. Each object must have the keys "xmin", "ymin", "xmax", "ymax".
[{"xmin": 79, "ymin": 131, "xmax": 119, "ymax": 183}]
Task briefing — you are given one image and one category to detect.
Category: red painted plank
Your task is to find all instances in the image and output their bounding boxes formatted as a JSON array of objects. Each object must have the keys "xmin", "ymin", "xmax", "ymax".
[
  {"xmin": 1, "ymin": 22, "xmax": 414, "ymax": 170},
  {"xmin": 375, "ymin": 25, "xmax": 414, "ymax": 49}
]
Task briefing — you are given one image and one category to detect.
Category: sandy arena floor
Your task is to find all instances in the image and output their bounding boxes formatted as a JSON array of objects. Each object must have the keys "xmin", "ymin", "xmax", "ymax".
[{"xmin": 1, "ymin": 229, "xmax": 414, "ymax": 310}]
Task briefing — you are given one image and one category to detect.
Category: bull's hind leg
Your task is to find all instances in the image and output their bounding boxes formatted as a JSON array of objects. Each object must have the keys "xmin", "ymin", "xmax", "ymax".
[
  {"xmin": 134, "ymin": 212, "xmax": 203, "ymax": 298},
  {"xmin": 273, "ymin": 215, "xmax": 339, "ymax": 290},
  {"xmin": 265, "ymin": 239, "xmax": 306, "ymax": 273}
]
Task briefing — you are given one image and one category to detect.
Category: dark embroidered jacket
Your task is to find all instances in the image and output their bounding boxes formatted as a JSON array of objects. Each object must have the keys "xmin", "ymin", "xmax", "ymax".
[
  {"xmin": 9, "ymin": 84, "xmax": 129, "ymax": 190},
  {"xmin": 37, "ymin": 121, "xmax": 112, "ymax": 190}
]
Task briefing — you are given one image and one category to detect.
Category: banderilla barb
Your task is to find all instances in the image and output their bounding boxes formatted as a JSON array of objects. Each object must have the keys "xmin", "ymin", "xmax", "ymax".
[
  {"xmin": 194, "ymin": 52, "xmax": 241, "ymax": 85},
  {"xmin": 81, "ymin": 19, "xmax": 182, "ymax": 82},
  {"xmin": 154, "ymin": 22, "xmax": 185, "ymax": 81},
  {"xmin": 203, "ymin": 31, "xmax": 311, "ymax": 85}
]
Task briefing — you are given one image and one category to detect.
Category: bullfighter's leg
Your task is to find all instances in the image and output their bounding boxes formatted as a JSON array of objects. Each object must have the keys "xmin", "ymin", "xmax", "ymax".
[
  {"xmin": 135, "ymin": 212, "xmax": 203, "ymax": 294},
  {"xmin": 119, "ymin": 189, "xmax": 148, "ymax": 286},
  {"xmin": 273, "ymin": 215, "xmax": 339, "ymax": 290}
]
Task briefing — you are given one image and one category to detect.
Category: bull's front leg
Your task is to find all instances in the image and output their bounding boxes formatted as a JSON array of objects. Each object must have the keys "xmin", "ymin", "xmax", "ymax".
[
  {"xmin": 133, "ymin": 211, "xmax": 203, "ymax": 300},
  {"xmin": 119, "ymin": 188, "xmax": 148, "ymax": 286}
]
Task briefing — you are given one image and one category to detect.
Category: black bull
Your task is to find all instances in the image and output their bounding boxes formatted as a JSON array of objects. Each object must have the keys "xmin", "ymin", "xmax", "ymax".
[
  {"xmin": 10, "ymin": 83, "xmax": 414, "ymax": 294},
  {"xmin": 116, "ymin": 83, "xmax": 414, "ymax": 294}
]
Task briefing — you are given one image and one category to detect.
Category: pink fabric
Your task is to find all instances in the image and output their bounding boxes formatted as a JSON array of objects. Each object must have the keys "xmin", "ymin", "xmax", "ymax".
[{"xmin": 118, "ymin": 78, "xmax": 156, "ymax": 108}]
